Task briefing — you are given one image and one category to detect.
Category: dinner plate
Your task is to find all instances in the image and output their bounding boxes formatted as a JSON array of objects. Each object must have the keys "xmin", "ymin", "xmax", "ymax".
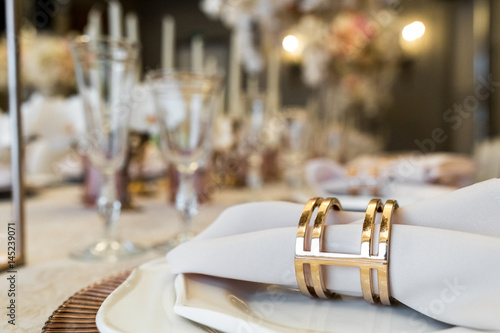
[
  {"xmin": 96, "ymin": 259, "xmax": 211, "ymax": 333},
  {"xmin": 97, "ymin": 259, "xmax": 481, "ymax": 333},
  {"xmin": 174, "ymin": 275, "xmax": 469, "ymax": 333}
]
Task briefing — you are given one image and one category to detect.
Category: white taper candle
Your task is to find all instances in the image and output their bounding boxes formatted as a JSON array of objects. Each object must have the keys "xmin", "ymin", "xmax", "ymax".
[
  {"xmin": 266, "ymin": 47, "xmax": 281, "ymax": 113},
  {"xmin": 191, "ymin": 35, "xmax": 204, "ymax": 73},
  {"xmin": 228, "ymin": 29, "xmax": 242, "ymax": 115},
  {"xmin": 125, "ymin": 11, "xmax": 141, "ymax": 80},
  {"xmin": 162, "ymin": 15, "xmax": 175, "ymax": 70},
  {"xmin": 108, "ymin": 0, "xmax": 122, "ymax": 40},
  {"xmin": 125, "ymin": 12, "xmax": 138, "ymax": 42},
  {"xmin": 87, "ymin": 7, "xmax": 102, "ymax": 39}
]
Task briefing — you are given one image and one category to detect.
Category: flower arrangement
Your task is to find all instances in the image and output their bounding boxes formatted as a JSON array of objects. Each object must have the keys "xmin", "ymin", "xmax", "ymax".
[
  {"xmin": 201, "ymin": 0, "xmax": 402, "ymax": 164},
  {"xmin": 200, "ymin": 0, "xmax": 402, "ymax": 115},
  {"xmin": 298, "ymin": 9, "xmax": 401, "ymax": 116},
  {"xmin": 0, "ymin": 29, "xmax": 76, "ymax": 96}
]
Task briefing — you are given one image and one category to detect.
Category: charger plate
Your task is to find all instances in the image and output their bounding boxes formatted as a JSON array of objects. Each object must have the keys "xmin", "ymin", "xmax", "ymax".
[
  {"xmin": 41, "ymin": 270, "xmax": 131, "ymax": 332},
  {"xmin": 44, "ymin": 259, "xmax": 479, "ymax": 333},
  {"xmin": 96, "ymin": 259, "xmax": 480, "ymax": 333}
]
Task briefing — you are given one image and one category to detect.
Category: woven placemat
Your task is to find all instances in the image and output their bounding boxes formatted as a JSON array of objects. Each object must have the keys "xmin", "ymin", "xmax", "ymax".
[{"xmin": 41, "ymin": 270, "xmax": 131, "ymax": 332}]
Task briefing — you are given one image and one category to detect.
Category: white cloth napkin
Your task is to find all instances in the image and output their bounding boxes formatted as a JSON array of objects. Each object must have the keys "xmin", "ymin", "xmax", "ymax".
[
  {"xmin": 306, "ymin": 154, "xmax": 476, "ymax": 197},
  {"xmin": 0, "ymin": 165, "xmax": 10, "ymax": 188},
  {"xmin": 22, "ymin": 93, "xmax": 85, "ymax": 141},
  {"xmin": 167, "ymin": 179, "xmax": 500, "ymax": 331},
  {"xmin": 17, "ymin": 93, "xmax": 85, "ymax": 179},
  {"xmin": 0, "ymin": 113, "xmax": 10, "ymax": 148},
  {"xmin": 475, "ymin": 137, "xmax": 500, "ymax": 181}
]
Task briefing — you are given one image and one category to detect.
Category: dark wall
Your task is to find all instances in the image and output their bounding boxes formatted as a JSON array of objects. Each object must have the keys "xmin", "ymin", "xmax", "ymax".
[
  {"xmin": 386, "ymin": 0, "xmax": 456, "ymax": 152},
  {"xmin": 11, "ymin": 0, "xmax": 230, "ymax": 71},
  {"xmin": 69, "ymin": 0, "xmax": 229, "ymax": 70}
]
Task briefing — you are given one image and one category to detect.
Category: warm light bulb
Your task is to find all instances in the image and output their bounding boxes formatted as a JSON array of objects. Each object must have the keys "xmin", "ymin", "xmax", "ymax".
[
  {"xmin": 282, "ymin": 35, "xmax": 299, "ymax": 52},
  {"xmin": 402, "ymin": 21, "xmax": 425, "ymax": 41}
]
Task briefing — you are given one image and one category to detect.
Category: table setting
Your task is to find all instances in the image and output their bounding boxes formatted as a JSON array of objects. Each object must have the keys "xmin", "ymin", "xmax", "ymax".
[
  {"xmin": 1, "ymin": 0, "xmax": 500, "ymax": 332},
  {"xmin": 38, "ymin": 178, "xmax": 500, "ymax": 333}
]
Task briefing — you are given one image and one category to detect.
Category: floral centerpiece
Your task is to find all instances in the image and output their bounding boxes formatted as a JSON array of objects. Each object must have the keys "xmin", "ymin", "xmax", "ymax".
[
  {"xmin": 295, "ymin": 9, "xmax": 401, "ymax": 116},
  {"xmin": 201, "ymin": 0, "xmax": 402, "ymax": 161},
  {"xmin": 0, "ymin": 28, "xmax": 76, "ymax": 97}
]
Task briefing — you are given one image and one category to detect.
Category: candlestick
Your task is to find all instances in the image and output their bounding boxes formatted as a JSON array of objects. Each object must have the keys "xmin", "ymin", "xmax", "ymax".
[
  {"xmin": 162, "ymin": 15, "xmax": 175, "ymax": 70},
  {"xmin": 2, "ymin": 0, "xmax": 25, "ymax": 271},
  {"xmin": 108, "ymin": 0, "xmax": 122, "ymax": 40},
  {"xmin": 191, "ymin": 35, "xmax": 204, "ymax": 73},
  {"xmin": 228, "ymin": 29, "xmax": 242, "ymax": 115}
]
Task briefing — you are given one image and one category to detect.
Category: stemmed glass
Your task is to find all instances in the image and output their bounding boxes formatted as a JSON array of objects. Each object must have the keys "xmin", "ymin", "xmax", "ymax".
[
  {"xmin": 239, "ymin": 75, "xmax": 269, "ymax": 192},
  {"xmin": 70, "ymin": 36, "xmax": 144, "ymax": 261},
  {"xmin": 146, "ymin": 70, "xmax": 222, "ymax": 252},
  {"xmin": 280, "ymin": 107, "xmax": 312, "ymax": 189}
]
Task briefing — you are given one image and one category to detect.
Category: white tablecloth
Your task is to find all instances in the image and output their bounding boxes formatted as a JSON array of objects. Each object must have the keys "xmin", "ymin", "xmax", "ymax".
[{"xmin": 0, "ymin": 184, "xmax": 295, "ymax": 332}]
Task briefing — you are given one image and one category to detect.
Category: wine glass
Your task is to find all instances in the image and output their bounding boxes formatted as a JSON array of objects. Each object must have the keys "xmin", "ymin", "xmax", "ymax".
[
  {"xmin": 238, "ymin": 76, "xmax": 270, "ymax": 192},
  {"xmin": 146, "ymin": 69, "xmax": 222, "ymax": 252},
  {"xmin": 70, "ymin": 36, "xmax": 144, "ymax": 261},
  {"xmin": 280, "ymin": 107, "xmax": 312, "ymax": 189}
]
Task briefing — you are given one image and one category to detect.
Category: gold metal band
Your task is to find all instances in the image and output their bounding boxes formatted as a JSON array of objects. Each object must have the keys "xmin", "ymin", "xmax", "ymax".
[
  {"xmin": 378, "ymin": 199, "xmax": 398, "ymax": 305},
  {"xmin": 360, "ymin": 199, "xmax": 383, "ymax": 303},
  {"xmin": 295, "ymin": 197, "xmax": 342, "ymax": 299},
  {"xmin": 295, "ymin": 197, "xmax": 398, "ymax": 305},
  {"xmin": 295, "ymin": 197, "xmax": 323, "ymax": 297}
]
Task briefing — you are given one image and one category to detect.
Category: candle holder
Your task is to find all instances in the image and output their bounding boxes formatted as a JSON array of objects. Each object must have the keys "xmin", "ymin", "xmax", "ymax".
[{"xmin": 1, "ymin": 0, "xmax": 25, "ymax": 272}]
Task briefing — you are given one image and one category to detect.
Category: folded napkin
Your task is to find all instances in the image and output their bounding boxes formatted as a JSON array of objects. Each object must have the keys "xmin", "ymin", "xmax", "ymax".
[
  {"xmin": 167, "ymin": 179, "xmax": 500, "ymax": 331},
  {"xmin": 22, "ymin": 92, "xmax": 85, "ymax": 141},
  {"xmin": 474, "ymin": 137, "xmax": 500, "ymax": 181},
  {"xmin": 0, "ymin": 165, "xmax": 10, "ymax": 188},
  {"xmin": 0, "ymin": 113, "xmax": 9, "ymax": 148},
  {"xmin": 306, "ymin": 154, "xmax": 476, "ymax": 197}
]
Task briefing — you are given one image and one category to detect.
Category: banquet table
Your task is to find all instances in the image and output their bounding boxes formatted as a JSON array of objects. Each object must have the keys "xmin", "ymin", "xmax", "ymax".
[{"xmin": 0, "ymin": 183, "xmax": 295, "ymax": 332}]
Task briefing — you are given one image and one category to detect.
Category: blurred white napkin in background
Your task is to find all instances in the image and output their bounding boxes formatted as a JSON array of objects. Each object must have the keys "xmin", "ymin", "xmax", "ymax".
[
  {"xmin": 168, "ymin": 179, "xmax": 500, "ymax": 331},
  {"xmin": 21, "ymin": 93, "xmax": 85, "ymax": 180},
  {"xmin": 382, "ymin": 153, "xmax": 476, "ymax": 186},
  {"xmin": 0, "ymin": 165, "xmax": 10, "ymax": 189},
  {"xmin": 306, "ymin": 154, "xmax": 476, "ymax": 199},
  {"xmin": 22, "ymin": 93, "xmax": 85, "ymax": 140},
  {"xmin": 0, "ymin": 112, "xmax": 10, "ymax": 148},
  {"xmin": 474, "ymin": 137, "xmax": 500, "ymax": 181}
]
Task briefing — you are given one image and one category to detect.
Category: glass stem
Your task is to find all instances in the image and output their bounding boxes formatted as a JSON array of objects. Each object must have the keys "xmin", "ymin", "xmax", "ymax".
[
  {"xmin": 98, "ymin": 171, "xmax": 121, "ymax": 242},
  {"xmin": 246, "ymin": 73, "xmax": 259, "ymax": 96},
  {"xmin": 176, "ymin": 169, "xmax": 198, "ymax": 237},
  {"xmin": 247, "ymin": 153, "xmax": 263, "ymax": 190}
]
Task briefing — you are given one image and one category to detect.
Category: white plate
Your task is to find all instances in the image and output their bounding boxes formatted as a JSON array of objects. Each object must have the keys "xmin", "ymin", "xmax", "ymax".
[
  {"xmin": 174, "ymin": 274, "xmax": 461, "ymax": 333},
  {"xmin": 97, "ymin": 259, "xmax": 479, "ymax": 333},
  {"xmin": 96, "ymin": 259, "xmax": 211, "ymax": 333}
]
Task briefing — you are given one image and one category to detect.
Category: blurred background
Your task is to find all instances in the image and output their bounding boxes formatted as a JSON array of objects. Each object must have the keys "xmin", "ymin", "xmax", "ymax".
[
  {"xmin": 2, "ymin": 1, "xmax": 500, "ymax": 328},
  {"xmin": 0, "ymin": 0, "xmax": 499, "ymax": 203},
  {"xmin": 1, "ymin": 0, "xmax": 499, "ymax": 153}
]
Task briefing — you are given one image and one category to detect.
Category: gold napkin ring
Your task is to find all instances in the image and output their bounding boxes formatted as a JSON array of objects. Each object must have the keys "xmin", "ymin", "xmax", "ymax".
[
  {"xmin": 295, "ymin": 197, "xmax": 343, "ymax": 299},
  {"xmin": 295, "ymin": 197, "xmax": 398, "ymax": 305}
]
